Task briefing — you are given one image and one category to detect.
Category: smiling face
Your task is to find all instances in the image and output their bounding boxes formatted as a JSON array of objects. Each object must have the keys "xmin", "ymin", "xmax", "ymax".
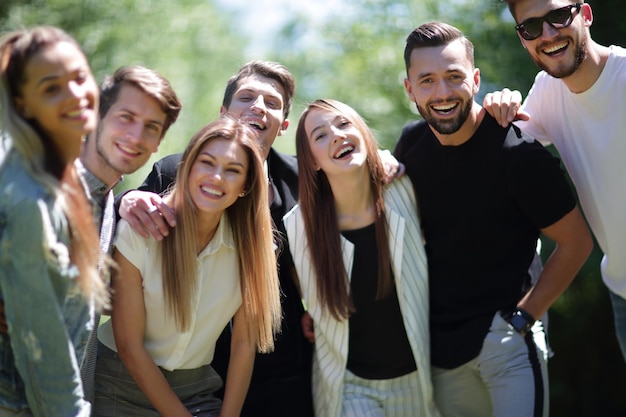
[
  {"xmin": 15, "ymin": 41, "xmax": 99, "ymax": 163},
  {"xmin": 221, "ymin": 74, "xmax": 289, "ymax": 159},
  {"xmin": 303, "ymin": 107, "xmax": 368, "ymax": 178},
  {"xmin": 514, "ymin": 1, "xmax": 590, "ymax": 79},
  {"xmin": 188, "ymin": 138, "xmax": 249, "ymax": 216},
  {"xmin": 89, "ymin": 84, "xmax": 165, "ymax": 182},
  {"xmin": 404, "ymin": 38, "xmax": 479, "ymax": 140}
]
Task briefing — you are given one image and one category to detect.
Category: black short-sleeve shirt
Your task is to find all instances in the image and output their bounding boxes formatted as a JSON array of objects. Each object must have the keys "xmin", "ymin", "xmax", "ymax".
[{"xmin": 394, "ymin": 114, "xmax": 575, "ymax": 369}]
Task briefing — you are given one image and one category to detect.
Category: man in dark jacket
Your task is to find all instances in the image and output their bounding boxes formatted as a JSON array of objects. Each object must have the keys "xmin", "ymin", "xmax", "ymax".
[{"xmin": 118, "ymin": 61, "xmax": 314, "ymax": 417}]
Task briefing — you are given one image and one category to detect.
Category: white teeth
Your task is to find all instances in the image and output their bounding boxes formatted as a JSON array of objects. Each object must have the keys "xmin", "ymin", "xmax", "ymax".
[
  {"xmin": 433, "ymin": 103, "xmax": 456, "ymax": 111},
  {"xmin": 247, "ymin": 120, "xmax": 265, "ymax": 130},
  {"xmin": 66, "ymin": 108, "xmax": 86, "ymax": 117},
  {"xmin": 334, "ymin": 145, "xmax": 354, "ymax": 159},
  {"xmin": 119, "ymin": 145, "xmax": 139, "ymax": 155},
  {"xmin": 544, "ymin": 41, "xmax": 568, "ymax": 54},
  {"xmin": 201, "ymin": 186, "xmax": 223, "ymax": 196}
]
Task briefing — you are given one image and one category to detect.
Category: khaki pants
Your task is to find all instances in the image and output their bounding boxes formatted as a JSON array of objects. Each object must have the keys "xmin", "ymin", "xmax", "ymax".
[{"xmin": 432, "ymin": 312, "xmax": 549, "ymax": 417}]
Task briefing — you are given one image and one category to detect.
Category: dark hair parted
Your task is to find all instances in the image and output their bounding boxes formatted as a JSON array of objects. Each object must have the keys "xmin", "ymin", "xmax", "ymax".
[
  {"xmin": 404, "ymin": 21, "xmax": 475, "ymax": 73},
  {"xmin": 99, "ymin": 65, "xmax": 182, "ymax": 138},
  {"xmin": 295, "ymin": 99, "xmax": 392, "ymax": 321},
  {"xmin": 222, "ymin": 60, "xmax": 295, "ymax": 120}
]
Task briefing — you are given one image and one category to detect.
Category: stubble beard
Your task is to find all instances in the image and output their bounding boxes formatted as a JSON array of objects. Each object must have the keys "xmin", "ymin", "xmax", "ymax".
[
  {"xmin": 417, "ymin": 98, "xmax": 473, "ymax": 135},
  {"xmin": 535, "ymin": 37, "xmax": 588, "ymax": 79}
]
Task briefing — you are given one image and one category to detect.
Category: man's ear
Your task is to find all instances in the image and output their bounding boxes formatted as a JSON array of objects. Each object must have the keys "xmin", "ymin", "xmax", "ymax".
[
  {"xmin": 581, "ymin": 3, "xmax": 593, "ymax": 28},
  {"xmin": 404, "ymin": 78, "xmax": 416, "ymax": 103},
  {"xmin": 473, "ymin": 67, "xmax": 481, "ymax": 96},
  {"xmin": 277, "ymin": 119, "xmax": 289, "ymax": 136}
]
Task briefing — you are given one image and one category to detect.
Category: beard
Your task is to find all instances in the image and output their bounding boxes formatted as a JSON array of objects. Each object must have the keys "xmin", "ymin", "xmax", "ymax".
[
  {"xmin": 416, "ymin": 98, "xmax": 473, "ymax": 135},
  {"xmin": 534, "ymin": 36, "xmax": 588, "ymax": 79}
]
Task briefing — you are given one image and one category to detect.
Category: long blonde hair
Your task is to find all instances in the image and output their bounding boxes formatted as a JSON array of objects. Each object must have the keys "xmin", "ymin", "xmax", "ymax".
[
  {"xmin": 161, "ymin": 116, "xmax": 281, "ymax": 352},
  {"xmin": 0, "ymin": 26, "xmax": 107, "ymax": 309}
]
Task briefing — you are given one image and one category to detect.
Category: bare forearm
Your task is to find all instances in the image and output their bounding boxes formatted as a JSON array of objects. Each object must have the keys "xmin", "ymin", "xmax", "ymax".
[
  {"xmin": 518, "ymin": 236, "xmax": 592, "ymax": 320},
  {"xmin": 220, "ymin": 306, "xmax": 256, "ymax": 417},
  {"xmin": 119, "ymin": 346, "xmax": 191, "ymax": 417},
  {"xmin": 220, "ymin": 340, "xmax": 255, "ymax": 417}
]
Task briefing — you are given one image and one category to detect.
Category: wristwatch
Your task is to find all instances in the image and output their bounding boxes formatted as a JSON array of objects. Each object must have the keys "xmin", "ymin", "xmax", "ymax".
[{"xmin": 505, "ymin": 308, "xmax": 535, "ymax": 335}]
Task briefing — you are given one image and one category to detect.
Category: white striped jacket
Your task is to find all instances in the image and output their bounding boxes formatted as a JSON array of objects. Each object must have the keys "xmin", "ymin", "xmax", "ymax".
[{"xmin": 284, "ymin": 176, "xmax": 438, "ymax": 417}]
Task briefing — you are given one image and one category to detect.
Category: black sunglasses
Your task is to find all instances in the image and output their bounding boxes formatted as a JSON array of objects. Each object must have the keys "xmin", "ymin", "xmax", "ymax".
[{"xmin": 515, "ymin": 3, "xmax": 582, "ymax": 41}]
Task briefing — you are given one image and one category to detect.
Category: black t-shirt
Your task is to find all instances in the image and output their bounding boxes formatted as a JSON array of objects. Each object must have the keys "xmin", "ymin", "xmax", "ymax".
[
  {"xmin": 394, "ymin": 114, "xmax": 576, "ymax": 369},
  {"xmin": 342, "ymin": 223, "xmax": 417, "ymax": 380}
]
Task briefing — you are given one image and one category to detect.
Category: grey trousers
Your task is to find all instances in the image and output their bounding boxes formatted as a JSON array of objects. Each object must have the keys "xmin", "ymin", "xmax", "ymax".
[
  {"xmin": 93, "ymin": 341, "xmax": 223, "ymax": 417},
  {"xmin": 432, "ymin": 312, "xmax": 549, "ymax": 417}
]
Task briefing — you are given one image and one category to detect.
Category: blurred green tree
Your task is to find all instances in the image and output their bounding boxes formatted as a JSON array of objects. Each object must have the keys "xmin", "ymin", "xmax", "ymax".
[
  {"xmin": 1, "ymin": 0, "xmax": 249, "ymax": 190},
  {"xmin": 2, "ymin": 1, "xmax": 625, "ymax": 415},
  {"xmin": 265, "ymin": 1, "xmax": 626, "ymax": 416}
]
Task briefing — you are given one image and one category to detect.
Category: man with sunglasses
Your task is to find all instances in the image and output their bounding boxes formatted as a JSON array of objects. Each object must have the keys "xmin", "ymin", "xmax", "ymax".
[{"xmin": 484, "ymin": 1, "xmax": 626, "ymax": 364}]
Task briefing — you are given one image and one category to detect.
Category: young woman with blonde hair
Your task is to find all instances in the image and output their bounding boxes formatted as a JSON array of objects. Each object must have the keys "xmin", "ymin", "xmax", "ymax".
[{"xmin": 94, "ymin": 116, "xmax": 281, "ymax": 417}]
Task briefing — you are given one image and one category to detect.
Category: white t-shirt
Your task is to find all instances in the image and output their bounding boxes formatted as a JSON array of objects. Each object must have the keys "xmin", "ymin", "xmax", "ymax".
[
  {"xmin": 516, "ymin": 45, "xmax": 626, "ymax": 297},
  {"xmin": 98, "ymin": 213, "xmax": 242, "ymax": 370}
]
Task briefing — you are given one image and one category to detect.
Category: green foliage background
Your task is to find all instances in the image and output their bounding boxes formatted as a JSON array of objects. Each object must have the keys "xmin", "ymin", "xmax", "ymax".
[{"xmin": 2, "ymin": 0, "xmax": 625, "ymax": 415}]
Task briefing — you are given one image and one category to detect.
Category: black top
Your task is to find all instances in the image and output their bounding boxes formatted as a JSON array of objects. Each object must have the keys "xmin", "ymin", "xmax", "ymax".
[
  {"xmin": 342, "ymin": 223, "xmax": 416, "ymax": 380},
  {"xmin": 394, "ymin": 114, "xmax": 576, "ymax": 369},
  {"xmin": 134, "ymin": 147, "xmax": 313, "ymax": 415}
]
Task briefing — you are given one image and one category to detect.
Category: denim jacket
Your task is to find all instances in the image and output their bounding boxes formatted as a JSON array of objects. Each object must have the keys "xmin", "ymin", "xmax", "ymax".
[{"xmin": 0, "ymin": 150, "xmax": 91, "ymax": 416}]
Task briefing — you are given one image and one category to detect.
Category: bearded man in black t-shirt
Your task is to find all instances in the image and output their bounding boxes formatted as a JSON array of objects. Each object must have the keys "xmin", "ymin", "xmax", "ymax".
[{"xmin": 394, "ymin": 22, "xmax": 592, "ymax": 417}]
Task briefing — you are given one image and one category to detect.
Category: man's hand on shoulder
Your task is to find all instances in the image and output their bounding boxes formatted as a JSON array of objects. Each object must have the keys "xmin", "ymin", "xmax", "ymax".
[
  {"xmin": 483, "ymin": 88, "xmax": 531, "ymax": 128},
  {"xmin": 119, "ymin": 190, "xmax": 176, "ymax": 240}
]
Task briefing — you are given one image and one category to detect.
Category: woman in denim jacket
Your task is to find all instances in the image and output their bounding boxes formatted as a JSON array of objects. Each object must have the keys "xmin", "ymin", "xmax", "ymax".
[{"xmin": 0, "ymin": 26, "xmax": 108, "ymax": 416}]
